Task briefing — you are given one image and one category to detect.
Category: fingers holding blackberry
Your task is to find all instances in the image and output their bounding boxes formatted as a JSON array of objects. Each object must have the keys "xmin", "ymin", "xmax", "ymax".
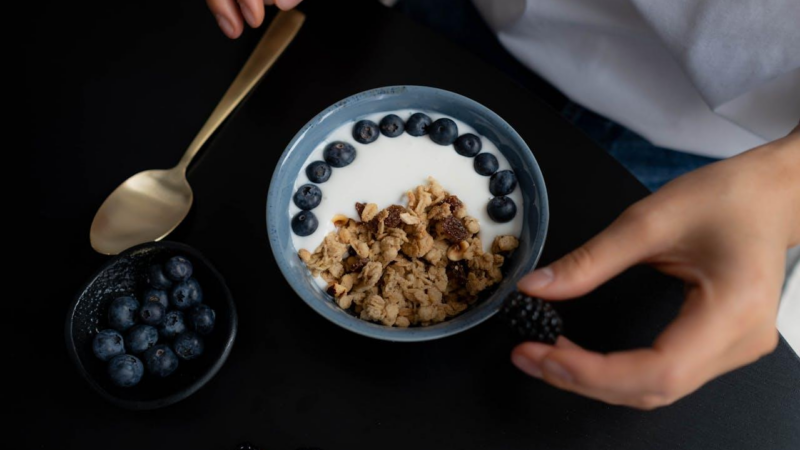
[
  {"xmin": 509, "ymin": 297, "xmax": 742, "ymax": 410},
  {"xmin": 510, "ymin": 139, "xmax": 799, "ymax": 408}
]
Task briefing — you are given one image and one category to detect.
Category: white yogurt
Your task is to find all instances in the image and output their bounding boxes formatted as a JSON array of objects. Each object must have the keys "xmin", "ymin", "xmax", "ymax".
[{"xmin": 290, "ymin": 109, "xmax": 523, "ymax": 260}]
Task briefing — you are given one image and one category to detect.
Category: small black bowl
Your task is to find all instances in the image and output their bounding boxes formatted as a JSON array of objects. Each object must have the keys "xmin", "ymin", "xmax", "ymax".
[{"xmin": 65, "ymin": 241, "xmax": 237, "ymax": 410}]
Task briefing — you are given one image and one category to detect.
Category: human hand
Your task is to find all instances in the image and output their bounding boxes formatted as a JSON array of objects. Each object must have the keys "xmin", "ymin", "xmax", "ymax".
[
  {"xmin": 512, "ymin": 130, "xmax": 800, "ymax": 409},
  {"xmin": 206, "ymin": 0, "xmax": 304, "ymax": 39}
]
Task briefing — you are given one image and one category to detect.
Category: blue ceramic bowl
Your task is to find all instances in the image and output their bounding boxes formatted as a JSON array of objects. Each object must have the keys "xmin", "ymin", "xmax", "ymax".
[{"xmin": 267, "ymin": 86, "xmax": 548, "ymax": 342}]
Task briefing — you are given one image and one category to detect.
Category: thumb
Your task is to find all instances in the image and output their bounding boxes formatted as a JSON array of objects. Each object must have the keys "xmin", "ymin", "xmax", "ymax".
[{"xmin": 519, "ymin": 205, "xmax": 665, "ymax": 300}]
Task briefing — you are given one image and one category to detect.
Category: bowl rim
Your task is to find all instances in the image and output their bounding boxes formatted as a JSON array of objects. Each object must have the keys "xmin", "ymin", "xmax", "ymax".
[
  {"xmin": 267, "ymin": 85, "xmax": 548, "ymax": 342},
  {"xmin": 64, "ymin": 240, "xmax": 238, "ymax": 410}
]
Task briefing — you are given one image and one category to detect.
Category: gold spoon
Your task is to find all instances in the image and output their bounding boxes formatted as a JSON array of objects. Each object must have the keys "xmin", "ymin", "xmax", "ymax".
[{"xmin": 90, "ymin": 10, "xmax": 305, "ymax": 255}]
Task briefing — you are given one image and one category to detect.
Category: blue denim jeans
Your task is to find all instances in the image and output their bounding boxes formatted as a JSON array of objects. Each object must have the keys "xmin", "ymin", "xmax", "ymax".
[{"xmin": 560, "ymin": 102, "xmax": 720, "ymax": 191}]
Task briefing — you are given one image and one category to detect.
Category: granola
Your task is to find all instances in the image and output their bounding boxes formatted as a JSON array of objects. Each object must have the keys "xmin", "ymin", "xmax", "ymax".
[{"xmin": 298, "ymin": 177, "xmax": 520, "ymax": 327}]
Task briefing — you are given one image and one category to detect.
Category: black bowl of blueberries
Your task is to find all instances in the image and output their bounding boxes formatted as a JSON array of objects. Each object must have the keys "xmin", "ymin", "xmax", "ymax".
[{"xmin": 65, "ymin": 241, "xmax": 237, "ymax": 410}]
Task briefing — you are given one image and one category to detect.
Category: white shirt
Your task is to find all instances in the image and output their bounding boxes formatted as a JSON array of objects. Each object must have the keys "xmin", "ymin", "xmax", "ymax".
[{"xmin": 473, "ymin": 0, "xmax": 800, "ymax": 158}]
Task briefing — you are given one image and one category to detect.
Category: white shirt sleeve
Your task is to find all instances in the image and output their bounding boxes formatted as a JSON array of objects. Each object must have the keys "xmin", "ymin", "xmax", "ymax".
[
  {"xmin": 630, "ymin": 0, "xmax": 800, "ymax": 139},
  {"xmin": 472, "ymin": 0, "xmax": 799, "ymax": 156}
]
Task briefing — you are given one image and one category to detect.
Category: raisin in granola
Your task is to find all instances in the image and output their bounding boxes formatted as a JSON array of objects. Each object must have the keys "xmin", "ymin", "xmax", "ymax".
[
  {"xmin": 437, "ymin": 215, "xmax": 469, "ymax": 242},
  {"xmin": 344, "ymin": 255, "xmax": 369, "ymax": 273}
]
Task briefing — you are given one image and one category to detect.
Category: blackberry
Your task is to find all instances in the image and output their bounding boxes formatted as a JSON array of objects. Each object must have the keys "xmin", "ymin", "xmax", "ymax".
[{"xmin": 501, "ymin": 292, "xmax": 563, "ymax": 344}]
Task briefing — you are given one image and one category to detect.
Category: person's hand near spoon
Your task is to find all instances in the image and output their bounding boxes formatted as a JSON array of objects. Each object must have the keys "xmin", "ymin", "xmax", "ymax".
[
  {"xmin": 207, "ymin": 0, "xmax": 304, "ymax": 39},
  {"xmin": 513, "ymin": 128, "xmax": 800, "ymax": 409}
]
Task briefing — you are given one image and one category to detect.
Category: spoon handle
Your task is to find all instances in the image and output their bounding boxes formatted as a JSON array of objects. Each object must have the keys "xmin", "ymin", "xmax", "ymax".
[{"xmin": 176, "ymin": 10, "xmax": 306, "ymax": 171}]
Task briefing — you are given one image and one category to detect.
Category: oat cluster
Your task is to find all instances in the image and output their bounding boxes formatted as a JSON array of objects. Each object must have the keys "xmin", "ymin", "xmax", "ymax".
[{"xmin": 298, "ymin": 178, "xmax": 520, "ymax": 327}]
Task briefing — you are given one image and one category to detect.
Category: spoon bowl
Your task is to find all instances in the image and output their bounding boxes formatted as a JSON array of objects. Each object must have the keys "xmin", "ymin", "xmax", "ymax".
[{"xmin": 90, "ymin": 168, "xmax": 192, "ymax": 255}]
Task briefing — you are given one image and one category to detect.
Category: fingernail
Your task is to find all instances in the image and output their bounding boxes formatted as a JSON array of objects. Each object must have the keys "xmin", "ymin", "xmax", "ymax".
[
  {"xmin": 278, "ymin": 0, "xmax": 302, "ymax": 9},
  {"xmin": 511, "ymin": 353, "xmax": 543, "ymax": 378},
  {"xmin": 519, "ymin": 267, "xmax": 554, "ymax": 292},
  {"xmin": 542, "ymin": 359, "xmax": 573, "ymax": 383},
  {"xmin": 238, "ymin": 1, "xmax": 258, "ymax": 27},
  {"xmin": 215, "ymin": 14, "xmax": 235, "ymax": 37}
]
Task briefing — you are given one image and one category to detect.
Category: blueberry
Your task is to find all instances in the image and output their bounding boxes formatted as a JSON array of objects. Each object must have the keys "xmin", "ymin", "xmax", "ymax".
[
  {"xmin": 139, "ymin": 302, "xmax": 165, "ymax": 326},
  {"xmin": 146, "ymin": 264, "xmax": 173, "ymax": 290},
  {"xmin": 379, "ymin": 114, "xmax": 405, "ymax": 137},
  {"xmin": 352, "ymin": 120, "xmax": 379, "ymax": 144},
  {"xmin": 143, "ymin": 344, "xmax": 179, "ymax": 377},
  {"xmin": 173, "ymin": 332, "xmax": 205, "ymax": 360},
  {"xmin": 474, "ymin": 153, "xmax": 499, "ymax": 176},
  {"xmin": 165, "ymin": 255, "xmax": 193, "ymax": 281},
  {"xmin": 489, "ymin": 170, "xmax": 517, "ymax": 196},
  {"xmin": 108, "ymin": 296, "xmax": 139, "ymax": 332},
  {"xmin": 429, "ymin": 118, "xmax": 458, "ymax": 145},
  {"xmin": 143, "ymin": 288, "xmax": 168, "ymax": 309},
  {"xmin": 107, "ymin": 354, "xmax": 144, "ymax": 387},
  {"xmin": 306, "ymin": 161, "xmax": 332, "ymax": 183},
  {"xmin": 293, "ymin": 184, "xmax": 323, "ymax": 210},
  {"xmin": 291, "ymin": 211, "xmax": 318, "ymax": 237},
  {"xmin": 170, "ymin": 278, "xmax": 203, "ymax": 310},
  {"xmin": 454, "ymin": 133, "xmax": 482, "ymax": 157},
  {"xmin": 159, "ymin": 310, "xmax": 187, "ymax": 339},
  {"xmin": 487, "ymin": 196, "xmax": 517, "ymax": 223},
  {"xmin": 405, "ymin": 113, "xmax": 432, "ymax": 136},
  {"xmin": 323, "ymin": 141, "xmax": 356, "ymax": 168},
  {"xmin": 190, "ymin": 304, "xmax": 216, "ymax": 335},
  {"xmin": 125, "ymin": 324, "xmax": 159, "ymax": 354},
  {"xmin": 92, "ymin": 329, "xmax": 125, "ymax": 362}
]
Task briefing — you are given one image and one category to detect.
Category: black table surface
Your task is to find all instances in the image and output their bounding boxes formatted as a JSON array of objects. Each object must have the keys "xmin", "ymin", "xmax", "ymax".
[{"xmin": 22, "ymin": 1, "xmax": 800, "ymax": 449}]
